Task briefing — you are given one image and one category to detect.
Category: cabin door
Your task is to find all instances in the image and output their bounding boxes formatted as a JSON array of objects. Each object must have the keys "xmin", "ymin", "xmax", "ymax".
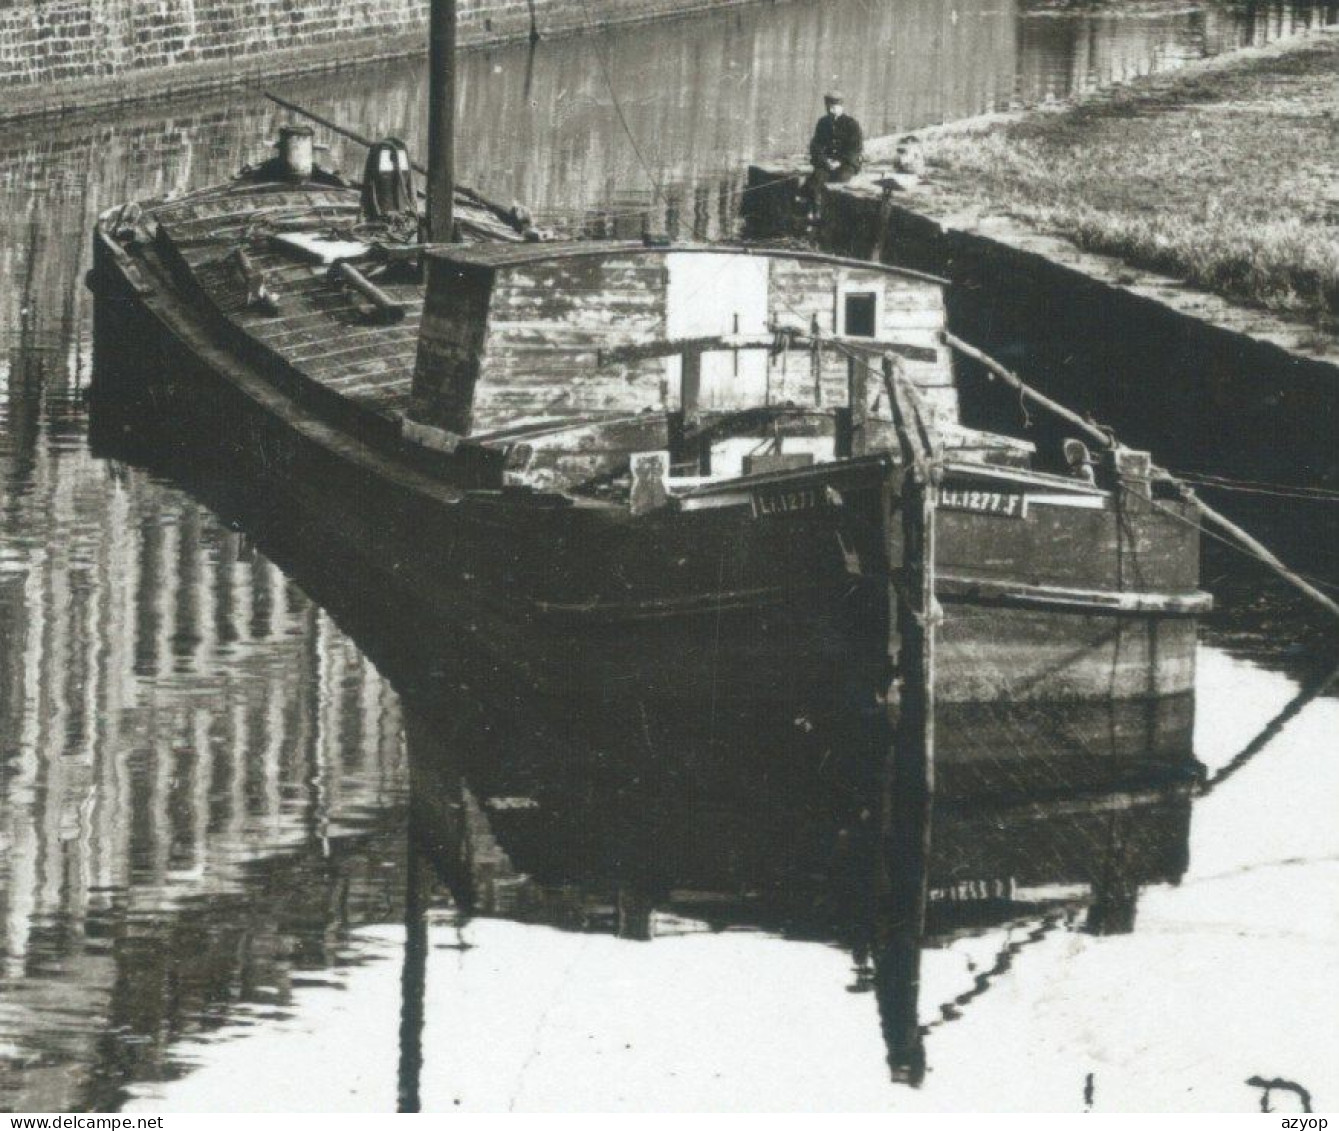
[{"xmin": 665, "ymin": 254, "xmax": 769, "ymax": 411}]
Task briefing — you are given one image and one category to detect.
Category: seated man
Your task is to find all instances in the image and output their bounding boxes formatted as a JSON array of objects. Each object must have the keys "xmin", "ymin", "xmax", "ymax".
[{"xmin": 804, "ymin": 91, "xmax": 864, "ymax": 219}]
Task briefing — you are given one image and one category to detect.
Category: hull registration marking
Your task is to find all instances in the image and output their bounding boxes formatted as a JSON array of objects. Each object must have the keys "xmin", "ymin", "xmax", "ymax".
[
  {"xmin": 751, "ymin": 486, "xmax": 829, "ymax": 519},
  {"xmin": 938, "ymin": 486, "xmax": 1028, "ymax": 519}
]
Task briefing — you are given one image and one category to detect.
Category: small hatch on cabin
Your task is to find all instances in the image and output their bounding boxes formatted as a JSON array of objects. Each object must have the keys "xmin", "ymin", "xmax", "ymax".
[{"xmin": 843, "ymin": 292, "xmax": 878, "ymax": 338}]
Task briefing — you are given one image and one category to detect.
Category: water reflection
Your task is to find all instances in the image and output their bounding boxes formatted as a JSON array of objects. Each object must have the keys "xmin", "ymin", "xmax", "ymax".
[
  {"xmin": 399, "ymin": 690, "xmax": 1201, "ymax": 1095},
  {"xmin": 115, "ymin": 640, "xmax": 1329, "ymax": 1111},
  {"xmin": 3, "ymin": 391, "xmax": 1334, "ymax": 1110},
  {"xmin": 0, "ymin": 467, "xmax": 408, "ymax": 1111}
]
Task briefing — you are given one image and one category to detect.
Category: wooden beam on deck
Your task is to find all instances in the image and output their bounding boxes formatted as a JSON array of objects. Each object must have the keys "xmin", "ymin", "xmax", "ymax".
[{"xmin": 596, "ymin": 332, "xmax": 939, "ymax": 368}]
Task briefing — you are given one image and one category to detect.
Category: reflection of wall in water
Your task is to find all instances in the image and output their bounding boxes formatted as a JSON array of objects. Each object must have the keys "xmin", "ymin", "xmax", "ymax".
[
  {"xmin": 331, "ymin": 0, "xmax": 1019, "ymax": 226},
  {"xmin": 1013, "ymin": 1, "xmax": 1338, "ymax": 102},
  {"xmin": 0, "ymin": 467, "xmax": 408, "ymax": 1110}
]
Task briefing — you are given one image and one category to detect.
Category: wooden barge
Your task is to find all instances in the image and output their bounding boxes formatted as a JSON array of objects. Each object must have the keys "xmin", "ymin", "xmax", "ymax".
[{"xmin": 87, "ymin": 134, "xmax": 1210, "ymax": 704}]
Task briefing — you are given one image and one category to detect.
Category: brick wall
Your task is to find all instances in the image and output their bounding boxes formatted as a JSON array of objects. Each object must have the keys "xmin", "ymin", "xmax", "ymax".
[{"xmin": 0, "ymin": 0, "xmax": 768, "ymax": 121}]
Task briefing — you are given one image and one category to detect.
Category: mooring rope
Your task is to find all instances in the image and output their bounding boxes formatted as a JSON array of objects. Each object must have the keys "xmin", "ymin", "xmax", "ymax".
[
  {"xmin": 575, "ymin": 0, "xmax": 711, "ymax": 242},
  {"xmin": 1171, "ymin": 472, "xmax": 1339, "ymax": 504},
  {"xmin": 1126, "ymin": 484, "xmax": 1339, "ymax": 597},
  {"xmin": 1200, "ymin": 656, "xmax": 1339, "ymax": 796},
  {"xmin": 921, "ymin": 908, "xmax": 1079, "ymax": 1033}
]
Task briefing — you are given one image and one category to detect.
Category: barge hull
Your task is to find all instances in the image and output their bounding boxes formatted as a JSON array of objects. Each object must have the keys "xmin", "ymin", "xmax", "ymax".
[{"xmin": 89, "ymin": 226, "xmax": 1205, "ymax": 706}]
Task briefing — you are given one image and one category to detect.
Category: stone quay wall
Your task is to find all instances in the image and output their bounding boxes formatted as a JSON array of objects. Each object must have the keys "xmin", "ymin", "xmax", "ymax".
[
  {"xmin": 744, "ymin": 160, "xmax": 1339, "ymax": 520},
  {"xmin": 0, "ymin": 0, "xmax": 772, "ymax": 123}
]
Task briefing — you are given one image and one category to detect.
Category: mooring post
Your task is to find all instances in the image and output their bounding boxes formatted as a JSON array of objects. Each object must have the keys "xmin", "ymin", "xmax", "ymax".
[{"xmin": 875, "ymin": 353, "xmax": 938, "ymax": 1086}]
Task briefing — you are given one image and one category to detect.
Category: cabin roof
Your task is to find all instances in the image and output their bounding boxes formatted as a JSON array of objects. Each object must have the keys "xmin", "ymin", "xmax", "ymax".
[{"xmin": 425, "ymin": 240, "xmax": 949, "ymax": 286}]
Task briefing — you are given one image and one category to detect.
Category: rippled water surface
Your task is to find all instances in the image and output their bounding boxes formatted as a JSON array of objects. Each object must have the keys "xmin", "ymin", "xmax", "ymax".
[{"xmin": 2, "ymin": 0, "xmax": 1338, "ymax": 1112}]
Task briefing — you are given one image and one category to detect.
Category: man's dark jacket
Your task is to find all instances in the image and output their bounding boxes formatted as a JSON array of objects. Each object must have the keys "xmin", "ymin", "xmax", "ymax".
[{"xmin": 809, "ymin": 113, "xmax": 864, "ymax": 170}]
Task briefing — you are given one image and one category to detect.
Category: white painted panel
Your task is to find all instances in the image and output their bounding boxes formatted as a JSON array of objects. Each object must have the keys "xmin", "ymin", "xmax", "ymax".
[
  {"xmin": 270, "ymin": 232, "xmax": 370, "ymax": 265},
  {"xmin": 665, "ymin": 253, "xmax": 770, "ymax": 409}
]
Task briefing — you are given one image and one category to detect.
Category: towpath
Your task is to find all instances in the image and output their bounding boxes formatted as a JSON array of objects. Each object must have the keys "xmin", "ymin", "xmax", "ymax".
[{"xmin": 751, "ymin": 28, "xmax": 1339, "ymax": 366}]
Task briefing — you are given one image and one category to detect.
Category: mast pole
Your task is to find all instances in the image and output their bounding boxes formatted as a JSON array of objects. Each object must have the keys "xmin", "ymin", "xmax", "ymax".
[
  {"xmin": 427, "ymin": 0, "xmax": 457, "ymax": 243},
  {"xmin": 876, "ymin": 353, "xmax": 937, "ymax": 1086}
]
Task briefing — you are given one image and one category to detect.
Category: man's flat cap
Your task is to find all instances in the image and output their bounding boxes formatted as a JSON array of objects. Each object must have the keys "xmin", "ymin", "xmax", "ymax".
[{"xmin": 824, "ymin": 90, "xmax": 845, "ymax": 104}]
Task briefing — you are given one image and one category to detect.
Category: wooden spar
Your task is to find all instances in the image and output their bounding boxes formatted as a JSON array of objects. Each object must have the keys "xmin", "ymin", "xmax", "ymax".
[
  {"xmin": 397, "ymin": 811, "xmax": 432, "ymax": 1114},
  {"xmin": 331, "ymin": 261, "xmax": 407, "ymax": 323},
  {"xmin": 598, "ymin": 334, "xmax": 777, "ymax": 366},
  {"xmin": 943, "ymin": 329, "xmax": 1339, "ymax": 627},
  {"xmin": 814, "ymin": 336, "xmax": 940, "ymax": 363},
  {"xmin": 427, "ymin": 0, "xmax": 457, "ymax": 243},
  {"xmin": 1189, "ymin": 499, "xmax": 1339, "ymax": 623},
  {"xmin": 943, "ymin": 329, "xmax": 1112, "ymax": 450},
  {"xmin": 811, "ymin": 316, "xmax": 823, "ymax": 407},
  {"xmin": 264, "ymin": 92, "xmax": 387, "ymax": 163},
  {"xmin": 880, "ymin": 353, "xmax": 936, "ymax": 460},
  {"xmin": 882, "ymin": 353, "xmax": 937, "ymax": 766},
  {"xmin": 597, "ymin": 333, "xmax": 934, "ymax": 368},
  {"xmin": 874, "ymin": 352, "xmax": 937, "ymax": 1085}
]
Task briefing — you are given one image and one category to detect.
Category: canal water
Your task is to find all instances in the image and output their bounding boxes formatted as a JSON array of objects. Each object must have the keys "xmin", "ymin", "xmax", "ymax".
[{"xmin": 2, "ymin": 0, "xmax": 1338, "ymax": 1113}]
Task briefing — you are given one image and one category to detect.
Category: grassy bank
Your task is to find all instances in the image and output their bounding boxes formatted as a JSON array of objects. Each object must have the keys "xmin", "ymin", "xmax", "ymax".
[{"xmin": 921, "ymin": 32, "xmax": 1339, "ymax": 329}]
